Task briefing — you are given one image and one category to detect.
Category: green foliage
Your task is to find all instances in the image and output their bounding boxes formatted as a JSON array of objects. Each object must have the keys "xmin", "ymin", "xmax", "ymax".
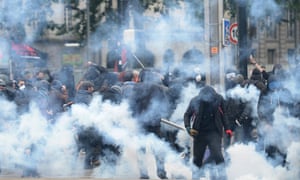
[
  {"xmin": 161, "ymin": 0, "xmax": 182, "ymax": 9},
  {"xmin": 224, "ymin": 0, "xmax": 300, "ymax": 19},
  {"xmin": 224, "ymin": 0, "xmax": 237, "ymax": 18},
  {"xmin": 50, "ymin": 0, "xmax": 111, "ymax": 42},
  {"xmin": 275, "ymin": 0, "xmax": 300, "ymax": 18},
  {"xmin": 187, "ymin": 0, "xmax": 205, "ymax": 25},
  {"xmin": 0, "ymin": 0, "xmax": 59, "ymax": 42}
]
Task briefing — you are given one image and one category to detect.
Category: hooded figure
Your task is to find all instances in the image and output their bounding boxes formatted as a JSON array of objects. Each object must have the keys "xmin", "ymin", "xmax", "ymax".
[
  {"xmin": 184, "ymin": 85, "xmax": 231, "ymax": 179},
  {"xmin": 128, "ymin": 69, "xmax": 171, "ymax": 179}
]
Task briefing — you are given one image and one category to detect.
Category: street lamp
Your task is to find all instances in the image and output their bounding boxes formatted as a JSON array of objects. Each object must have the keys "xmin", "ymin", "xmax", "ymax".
[
  {"xmin": 86, "ymin": 0, "xmax": 90, "ymax": 62},
  {"xmin": 238, "ymin": 0, "xmax": 249, "ymax": 79}
]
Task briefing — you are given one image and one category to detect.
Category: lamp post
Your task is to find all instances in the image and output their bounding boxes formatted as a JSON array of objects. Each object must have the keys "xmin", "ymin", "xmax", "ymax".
[
  {"xmin": 209, "ymin": 0, "xmax": 220, "ymax": 85},
  {"xmin": 238, "ymin": 0, "xmax": 248, "ymax": 79},
  {"xmin": 86, "ymin": 0, "xmax": 90, "ymax": 62}
]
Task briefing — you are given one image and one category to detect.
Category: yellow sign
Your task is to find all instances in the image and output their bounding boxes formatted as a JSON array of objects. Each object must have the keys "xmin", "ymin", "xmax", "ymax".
[
  {"xmin": 62, "ymin": 54, "xmax": 83, "ymax": 68},
  {"xmin": 211, "ymin": 47, "xmax": 218, "ymax": 54}
]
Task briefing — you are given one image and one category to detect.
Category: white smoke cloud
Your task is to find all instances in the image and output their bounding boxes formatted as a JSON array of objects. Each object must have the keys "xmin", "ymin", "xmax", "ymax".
[
  {"xmin": 226, "ymin": 143, "xmax": 283, "ymax": 180},
  {"xmin": 0, "ymin": 79, "xmax": 300, "ymax": 179},
  {"xmin": 0, "ymin": 0, "xmax": 300, "ymax": 179},
  {"xmin": 249, "ymin": 0, "xmax": 281, "ymax": 19}
]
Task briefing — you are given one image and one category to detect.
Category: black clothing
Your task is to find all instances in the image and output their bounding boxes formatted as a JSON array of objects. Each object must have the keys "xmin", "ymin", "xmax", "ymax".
[
  {"xmin": 129, "ymin": 82, "xmax": 171, "ymax": 179},
  {"xmin": 56, "ymin": 66, "xmax": 76, "ymax": 100},
  {"xmin": 226, "ymin": 79, "xmax": 265, "ymax": 144},
  {"xmin": 74, "ymin": 90, "xmax": 93, "ymax": 105},
  {"xmin": 130, "ymin": 82, "xmax": 171, "ymax": 128},
  {"xmin": 184, "ymin": 86, "xmax": 230, "ymax": 179},
  {"xmin": 83, "ymin": 65, "xmax": 107, "ymax": 90},
  {"xmin": 48, "ymin": 87, "xmax": 67, "ymax": 120},
  {"xmin": 224, "ymin": 97, "xmax": 245, "ymax": 130},
  {"xmin": 14, "ymin": 87, "xmax": 32, "ymax": 114},
  {"xmin": 77, "ymin": 126, "xmax": 103, "ymax": 169},
  {"xmin": 0, "ymin": 87, "xmax": 15, "ymax": 101},
  {"xmin": 33, "ymin": 80, "xmax": 50, "ymax": 119},
  {"xmin": 100, "ymin": 86, "xmax": 122, "ymax": 104},
  {"xmin": 184, "ymin": 86, "xmax": 230, "ymax": 137},
  {"xmin": 76, "ymin": 126, "xmax": 120, "ymax": 169},
  {"xmin": 193, "ymin": 131, "xmax": 224, "ymax": 167}
]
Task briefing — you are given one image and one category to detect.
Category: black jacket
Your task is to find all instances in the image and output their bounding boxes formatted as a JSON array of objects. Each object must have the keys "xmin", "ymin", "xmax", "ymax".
[
  {"xmin": 184, "ymin": 86, "xmax": 230, "ymax": 136},
  {"xmin": 74, "ymin": 90, "xmax": 93, "ymax": 105},
  {"xmin": 130, "ymin": 82, "xmax": 171, "ymax": 128}
]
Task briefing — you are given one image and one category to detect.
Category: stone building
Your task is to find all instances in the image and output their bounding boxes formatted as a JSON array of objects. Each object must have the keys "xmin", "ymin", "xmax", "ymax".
[{"xmin": 1, "ymin": 0, "xmax": 299, "ymax": 85}]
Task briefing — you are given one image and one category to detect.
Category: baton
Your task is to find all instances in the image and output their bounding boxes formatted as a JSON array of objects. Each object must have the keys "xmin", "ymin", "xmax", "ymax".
[
  {"xmin": 161, "ymin": 118, "xmax": 185, "ymax": 131},
  {"xmin": 132, "ymin": 53, "xmax": 145, "ymax": 69}
]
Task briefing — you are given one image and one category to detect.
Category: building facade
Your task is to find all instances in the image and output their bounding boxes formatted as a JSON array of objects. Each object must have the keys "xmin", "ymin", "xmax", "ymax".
[
  {"xmin": 250, "ymin": 9, "xmax": 300, "ymax": 70},
  {"xmin": 1, "ymin": 0, "xmax": 299, "ymax": 84}
]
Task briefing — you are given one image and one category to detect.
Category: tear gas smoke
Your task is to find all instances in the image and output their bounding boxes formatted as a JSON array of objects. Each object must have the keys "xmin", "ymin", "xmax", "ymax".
[
  {"xmin": 0, "ymin": 81, "xmax": 300, "ymax": 179},
  {"xmin": 249, "ymin": 0, "xmax": 281, "ymax": 20},
  {"xmin": 0, "ymin": 0, "xmax": 299, "ymax": 179}
]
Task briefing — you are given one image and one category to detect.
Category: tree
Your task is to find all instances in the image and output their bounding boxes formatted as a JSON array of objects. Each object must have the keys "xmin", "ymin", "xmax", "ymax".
[
  {"xmin": 51, "ymin": 0, "xmax": 101, "ymax": 42},
  {"xmin": 224, "ymin": 0, "xmax": 237, "ymax": 18},
  {"xmin": 0, "ymin": 0, "xmax": 56, "ymax": 42},
  {"xmin": 275, "ymin": 0, "xmax": 300, "ymax": 17}
]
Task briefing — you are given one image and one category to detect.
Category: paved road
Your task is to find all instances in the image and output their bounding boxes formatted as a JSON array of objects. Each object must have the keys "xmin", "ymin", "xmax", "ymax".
[
  {"xmin": 0, "ymin": 168, "xmax": 153, "ymax": 180},
  {"xmin": 0, "ymin": 168, "xmax": 96, "ymax": 179}
]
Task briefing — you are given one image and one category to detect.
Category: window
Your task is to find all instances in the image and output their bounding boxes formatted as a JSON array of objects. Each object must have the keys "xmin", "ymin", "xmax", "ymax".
[
  {"xmin": 65, "ymin": 7, "xmax": 73, "ymax": 32},
  {"xmin": 249, "ymin": 23, "xmax": 257, "ymax": 40},
  {"xmin": 267, "ymin": 49, "xmax": 275, "ymax": 64},
  {"xmin": 287, "ymin": 10, "xmax": 295, "ymax": 38},
  {"xmin": 266, "ymin": 16, "xmax": 277, "ymax": 39},
  {"xmin": 248, "ymin": 18, "xmax": 257, "ymax": 40},
  {"xmin": 288, "ymin": 49, "xmax": 295, "ymax": 65}
]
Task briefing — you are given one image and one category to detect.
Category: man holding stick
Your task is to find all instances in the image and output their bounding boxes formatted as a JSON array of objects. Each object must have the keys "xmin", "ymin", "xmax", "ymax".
[{"xmin": 183, "ymin": 85, "xmax": 232, "ymax": 179}]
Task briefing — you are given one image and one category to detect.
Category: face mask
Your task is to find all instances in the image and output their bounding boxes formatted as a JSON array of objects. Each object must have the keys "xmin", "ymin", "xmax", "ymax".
[
  {"xmin": 19, "ymin": 85, "xmax": 26, "ymax": 90},
  {"xmin": 226, "ymin": 72, "xmax": 236, "ymax": 80}
]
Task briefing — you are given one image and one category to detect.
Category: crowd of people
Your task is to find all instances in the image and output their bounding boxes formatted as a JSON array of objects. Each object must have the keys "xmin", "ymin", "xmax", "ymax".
[{"xmin": 0, "ymin": 54, "xmax": 299, "ymax": 179}]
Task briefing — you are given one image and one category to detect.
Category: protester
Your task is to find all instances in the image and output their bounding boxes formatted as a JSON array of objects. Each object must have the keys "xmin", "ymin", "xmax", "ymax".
[
  {"xmin": 0, "ymin": 78, "xmax": 15, "ymax": 101},
  {"xmin": 1, "ymin": 52, "xmax": 299, "ymax": 179},
  {"xmin": 21, "ymin": 144, "xmax": 40, "ymax": 178},
  {"xmin": 73, "ymin": 80, "xmax": 95, "ymax": 105},
  {"xmin": 184, "ymin": 85, "xmax": 232, "ymax": 179},
  {"xmin": 249, "ymin": 55, "xmax": 287, "ymax": 84},
  {"xmin": 81, "ymin": 61, "xmax": 107, "ymax": 91},
  {"xmin": 224, "ymin": 72, "xmax": 250, "ymax": 147},
  {"xmin": 73, "ymin": 79, "xmax": 122, "ymax": 170},
  {"xmin": 99, "ymin": 84, "xmax": 123, "ymax": 104},
  {"xmin": 48, "ymin": 79, "xmax": 69, "ymax": 122},
  {"xmin": 234, "ymin": 72, "xmax": 263, "ymax": 144},
  {"xmin": 257, "ymin": 74, "xmax": 294, "ymax": 166},
  {"xmin": 128, "ymin": 68, "xmax": 171, "ymax": 179},
  {"xmin": 54, "ymin": 65, "xmax": 76, "ymax": 101},
  {"xmin": 14, "ymin": 79, "xmax": 32, "ymax": 114},
  {"xmin": 35, "ymin": 69, "xmax": 53, "ymax": 84}
]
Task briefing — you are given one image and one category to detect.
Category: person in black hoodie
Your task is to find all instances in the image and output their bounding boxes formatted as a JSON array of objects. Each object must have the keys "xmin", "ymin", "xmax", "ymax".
[
  {"xmin": 128, "ymin": 69, "xmax": 171, "ymax": 179},
  {"xmin": 73, "ymin": 81, "xmax": 94, "ymax": 105},
  {"xmin": 184, "ymin": 85, "xmax": 232, "ymax": 179},
  {"xmin": 224, "ymin": 73, "xmax": 249, "ymax": 147}
]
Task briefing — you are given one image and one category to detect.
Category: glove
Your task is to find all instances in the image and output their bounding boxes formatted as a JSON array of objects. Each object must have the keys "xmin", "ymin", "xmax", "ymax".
[
  {"xmin": 225, "ymin": 129, "xmax": 233, "ymax": 137},
  {"xmin": 186, "ymin": 127, "xmax": 198, "ymax": 137}
]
